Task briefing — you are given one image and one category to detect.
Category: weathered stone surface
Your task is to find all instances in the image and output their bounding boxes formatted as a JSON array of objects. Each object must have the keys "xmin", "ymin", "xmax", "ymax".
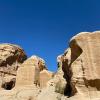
[
  {"xmin": 15, "ymin": 65, "xmax": 36, "ymax": 87},
  {"xmin": 2, "ymin": 76, "xmax": 16, "ymax": 90},
  {"xmin": 0, "ymin": 85, "xmax": 40, "ymax": 100},
  {"xmin": 40, "ymin": 69, "xmax": 53, "ymax": 88},
  {"xmin": 23, "ymin": 55, "xmax": 46, "ymax": 71},
  {"xmin": 0, "ymin": 43, "xmax": 27, "ymax": 68},
  {"xmin": 37, "ymin": 55, "xmax": 67, "ymax": 100},
  {"xmin": 45, "ymin": 55, "xmax": 67, "ymax": 95},
  {"xmin": 37, "ymin": 87, "xmax": 62, "ymax": 100},
  {"xmin": 37, "ymin": 31, "xmax": 100, "ymax": 100},
  {"xmin": 0, "ymin": 43, "xmax": 27, "ymax": 90},
  {"xmin": 0, "ymin": 55, "xmax": 46, "ymax": 100},
  {"xmin": 62, "ymin": 31, "xmax": 100, "ymax": 99},
  {"xmin": 0, "ymin": 31, "xmax": 100, "ymax": 100},
  {"xmin": 15, "ymin": 55, "xmax": 47, "ymax": 87}
]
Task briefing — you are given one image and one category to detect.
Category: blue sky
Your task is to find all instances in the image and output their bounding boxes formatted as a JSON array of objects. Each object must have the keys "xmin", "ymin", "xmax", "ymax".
[{"xmin": 0, "ymin": 0, "xmax": 100, "ymax": 71}]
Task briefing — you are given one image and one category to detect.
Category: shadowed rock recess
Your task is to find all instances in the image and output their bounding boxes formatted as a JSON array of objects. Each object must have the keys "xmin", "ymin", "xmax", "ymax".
[{"xmin": 0, "ymin": 31, "xmax": 100, "ymax": 100}]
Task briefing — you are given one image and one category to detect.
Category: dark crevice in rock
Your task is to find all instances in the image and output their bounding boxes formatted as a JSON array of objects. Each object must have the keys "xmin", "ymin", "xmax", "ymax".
[
  {"xmin": 2, "ymin": 78, "xmax": 16, "ymax": 90},
  {"xmin": 62, "ymin": 39, "xmax": 83, "ymax": 97},
  {"xmin": 64, "ymin": 83, "xmax": 72, "ymax": 97},
  {"xmin": 6, "ymin": 56, "xmax": 17, "ymax": 66}
]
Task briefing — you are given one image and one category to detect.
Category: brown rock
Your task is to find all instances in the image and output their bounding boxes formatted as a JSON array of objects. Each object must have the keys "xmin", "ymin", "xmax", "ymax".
[
  {"xmin": 0, "ymin": 43, "xmax": 27, "ymax": 68},
  {"xmin": 0, "ymin": 43, "xmax": 27, "ymax": 90},
  {"xmin": 37, "ymin": 55, "xmax": 67, "ymax": 100},
  {"xmin": 0, "ymin": 31, "xmax": 100, "ymax": 100},
  {"xmin": 62, "ymin": 31, "xmax": 100, "ymax": 99},
  {"xmin": 37, "ymin": 31, "xmax": 100, "ymax": 100}
]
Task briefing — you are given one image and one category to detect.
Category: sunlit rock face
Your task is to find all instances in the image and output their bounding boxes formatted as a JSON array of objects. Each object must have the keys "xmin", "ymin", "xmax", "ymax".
[
  {"xmin": 23, "ymin": 55, "xmax": 47, "ymax": 71},
  {"xmin": 61, "ymin": 31, "xmax": 100, "ymax": 100},
  {"xmin": 40, "ymin": 69, "xmax": 53, "ymax": 88},
  {"xmin": 0, "ymin": 31, "xmax": 100, "ymax": 100},
  {"xmin": 0, "ymin": 43, "xmax": 27, "ymax": 90},
  {"xmin": 15, "ymin": 55, "xmax": 47, "ymax": 87}
]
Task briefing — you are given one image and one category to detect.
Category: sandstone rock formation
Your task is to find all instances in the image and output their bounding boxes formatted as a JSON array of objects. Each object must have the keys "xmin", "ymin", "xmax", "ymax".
[
  {"xmin": 0, "ymin": 31, "xmax": 100, "ymax": 100},
  {"xmin": 23, "ymin": 55, "xmax": 46, "ymax": 71},
  {"xmin": 40, "ymin": 69, "xmax": 53, "ymax": 88},
  {"xmin": 0, "ymin": 43, "xmax": 27, "ymax": 90},
  {"xmin": 62, "ymin": 31, "xmax": 100, "ymax": 100},
  {"xmin": 37, "ymin": 31, "xmax": 100, "ymax": 100},
  {"xmin": 16, "ymin": 55, "xmax": 47, "ymax": 87}
]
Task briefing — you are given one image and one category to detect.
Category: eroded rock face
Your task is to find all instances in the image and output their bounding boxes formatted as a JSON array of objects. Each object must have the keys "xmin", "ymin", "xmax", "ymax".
[
  {"xmin": 23, "ymin": 55, "xmax": 46, "ymax": 71},
  {"xmin": 62, "ymin": 31, "xmax": 100, "ymax": 99},
  {"xmin": 0, "ymin": 43, "xmax": 27, "ymax": 67},
  {"xmin": 15, "ymin": 65, "xmax": 36, "ymax": 87},
  {"xmin": 15, "ymin": 55, "xmax": 47, "ymax": 87},
  {"xmin": 38, "ymin": 31, "xmax": 100, "ymax": 100},
  {"xmin": 0, "ymin": 55, "xmax": 47, "ymax": 100},
  {"xmin": 0, "ymin": 43, "xmax": 27, "ymax": 90},
  {"xmin": 37, "ymin": 55, "xmax": 67, "ymax": 100},
  {"xmin": 0, "ymin": 31, "xmax": 100, "ymax": 100},
  {"xmin": 40, "ymin": 69, "xmax": 53, "ymax": 88}
]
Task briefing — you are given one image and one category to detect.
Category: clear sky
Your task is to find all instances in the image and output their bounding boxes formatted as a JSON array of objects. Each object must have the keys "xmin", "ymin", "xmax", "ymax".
[{"xmin": 0, "ymin": 0, "xmax": 100, "ymax": 72}]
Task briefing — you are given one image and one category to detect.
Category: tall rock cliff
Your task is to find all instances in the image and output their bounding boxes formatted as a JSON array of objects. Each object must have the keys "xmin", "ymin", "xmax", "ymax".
[
  {"xmin": 37, "ymin": 31, "xmax": 100, "ymax": 100},
  {"xmin": 0, "ymin": 31, "xmax": 100, "ymax": 100},
  {"xmin": 61, "ymin": 31, "xmax": 100, "ymax": 100}
]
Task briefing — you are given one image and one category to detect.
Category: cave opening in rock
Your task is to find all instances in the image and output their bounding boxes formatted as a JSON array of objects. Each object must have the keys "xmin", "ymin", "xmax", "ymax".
[{"xmin": 2, "ymin": 78, "xmax": 16, "ymax": 90}]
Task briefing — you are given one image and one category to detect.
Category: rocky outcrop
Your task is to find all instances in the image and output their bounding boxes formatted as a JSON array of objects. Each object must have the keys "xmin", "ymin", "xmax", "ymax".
[
  {"xmin": 40, "ymin": 69, "xmax": 53, "ymax": 88},
  {"xmin": 61, "ymin": 31, "xmax": 100, "ymax": 99},
  {"xmin": 0, "ymin": 49, "xmax": 52, "ymax": 100},
  {"xmin": 37, "ymin": 31, "xmax": 100, "ymax": 100},
  {"xmin": 23, "ymin": 55, "xmax": 46, "ymax": 71},
  {"xmin": 15, "ymin": 55, "xmax": 47, "ymax": 87},
  {"xmin": 0, "ymin": 43, "xmax": 27, "ymax": 90},
  {"xmin": 0, "ymin": 31, "xmax": 100, "ymax": 100},
  {"xmin": 37, "ymin": 54, "xmax": 67, "ymax": 100},
  {"xmin": 0, "ymin": 43, "xmax": 27, "ymax": 67}
]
